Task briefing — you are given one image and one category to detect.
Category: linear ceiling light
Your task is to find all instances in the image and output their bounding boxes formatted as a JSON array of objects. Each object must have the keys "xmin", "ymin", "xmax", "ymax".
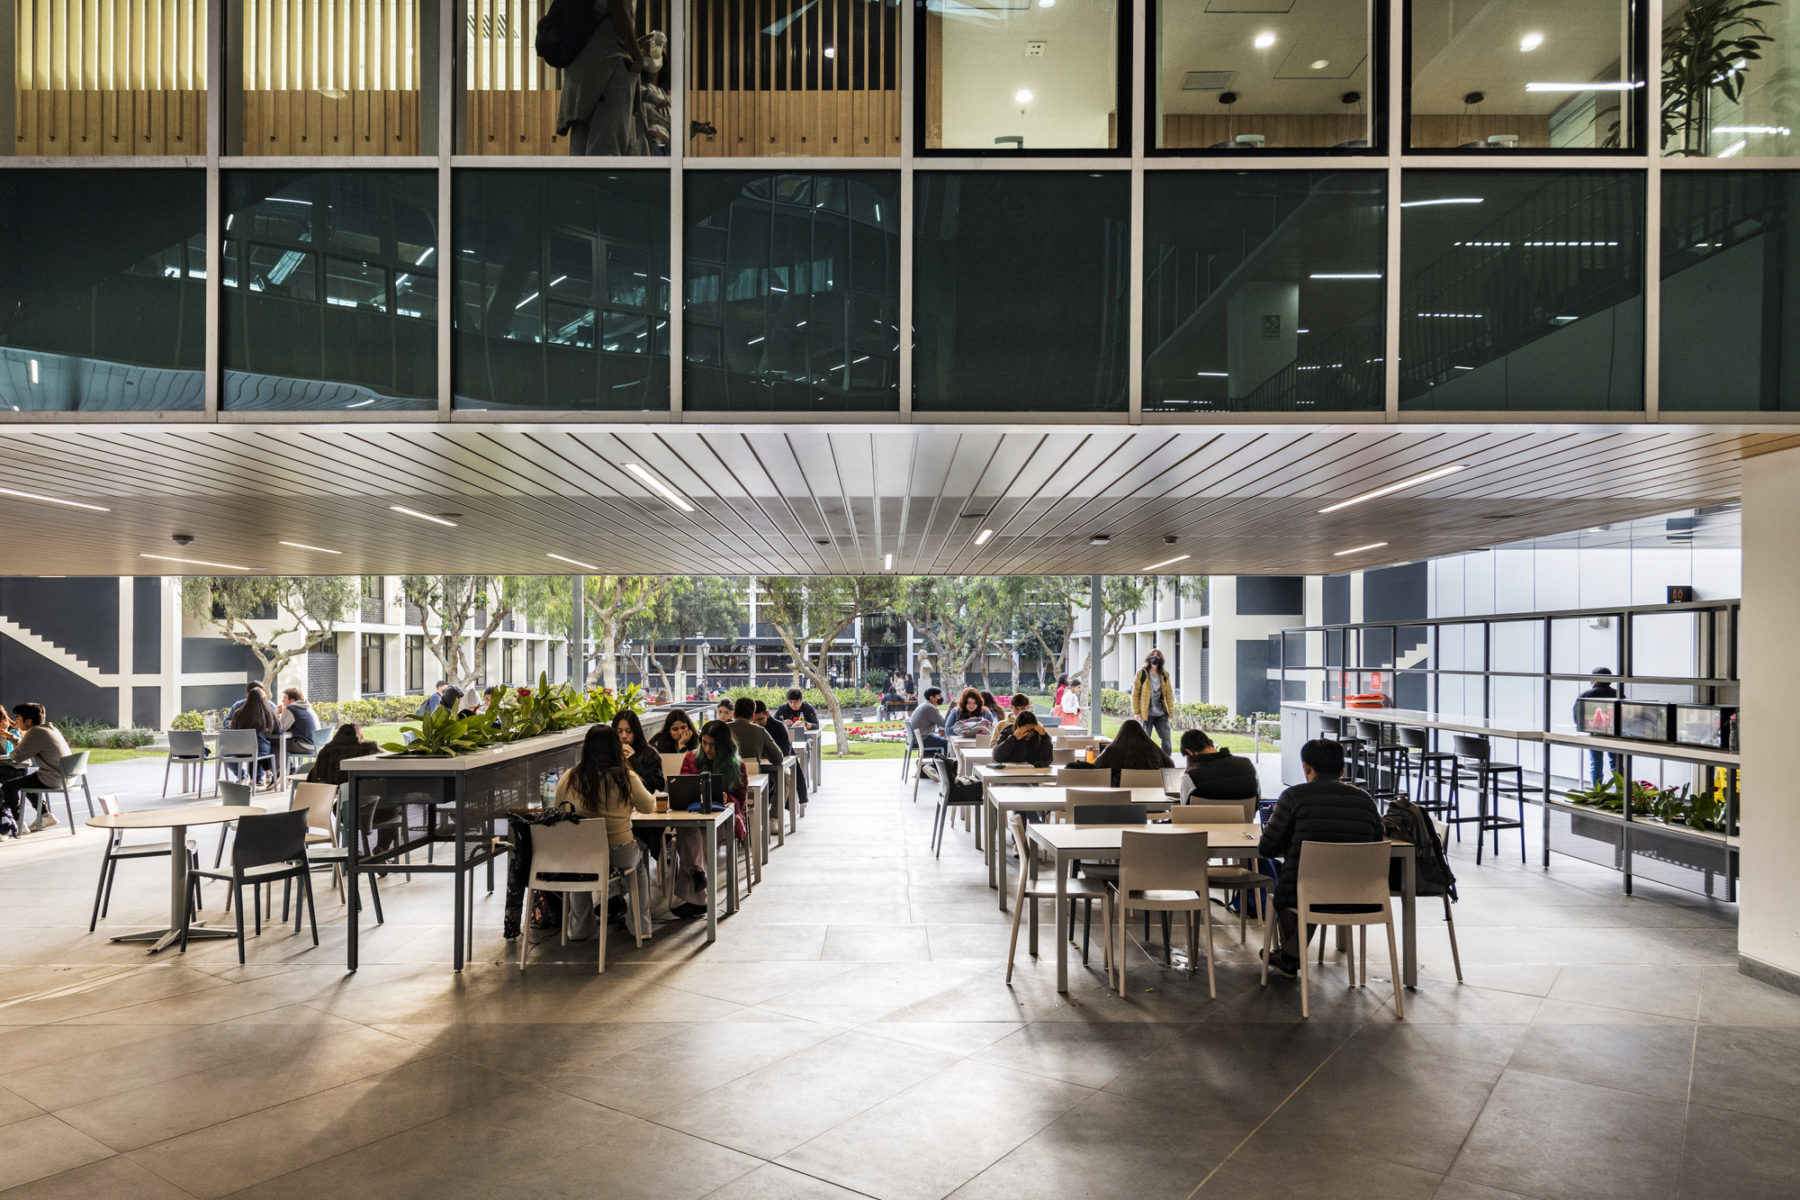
[
  {"xmin": 884, "ymin": 552, "xmax": 894, "ymax": 570},
  {"xmin": 547, "ymin": 552, "xmax": 600, "ymax": 571},
  {"xmin": 1526, "ymin": 81, "xmax": 1640, "ymax": 92},
  {"xmin": 141, "ymin": 553, "xmax": 259, "ymax": 571},
  {"xmin": 279, "ymin": 540, "xmax": 341, "ymax": 555},
  {"xmin": 1318, "ymin": 464, "xmax": 1467, "ymax": 514},
  {"xmin": 1144, "ymin": 554, "xmax": 1191, "ymax": 571},
  {"xmin": 1310, "ymin": 272, "xmax": 1381, "ymax": 279},
  {"xmin": 0, "ymin": 485, "xmax": 111, "ymax": 513},
  {"xmin": 1399, "ymin": 197, "xmax": 1484, "ymax": 208},
  {"xmin": 1333, "ymin": 542, "xmax": 1390, "ymax": 557},
  {"xmin": 974, "ymin": 528, "xmax": 994, "ymax": 545},
  {"xmin": 625, "ymin": 463, "xmax": 696, "ymax": 512},
  {"xmin": 389, "ymin": 505, "xmax": 458, "ymax": 527}
]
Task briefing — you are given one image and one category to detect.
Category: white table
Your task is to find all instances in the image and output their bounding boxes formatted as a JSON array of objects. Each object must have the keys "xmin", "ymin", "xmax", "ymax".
[
  {"xmin": 632, "ymin": 807, "xmax": 737, "ymax": 944},
  {"xmin": 86, "ymin": 803, "xmax": 267, "ymax": 953},
  {"xmin": 1024, "ymin": 823, "xmax": 1418, "ymax": 994},
  {"xmin": 990, "ymin": 786, "xmax": 1172, "ymax": 909}
]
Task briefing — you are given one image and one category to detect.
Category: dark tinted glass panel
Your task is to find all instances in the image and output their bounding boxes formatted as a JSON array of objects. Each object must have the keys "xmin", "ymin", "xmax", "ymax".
[
  {"xmin": 1144, "ymin": 171, "xmax": 1385, "ymax": 413},
  {"xmin": 1408, "ymin": 0, "xmax": 1641, "ymax": 150},
  {"xmin": 914, "ymin": 171, "xmax": 1129, "ymax": 412},
  {"xmin": 0, "ymin": 170, "xmax": 204, "ymax": 412},
  {"xmin": 1155, "ymin": 0, "xmax": 1376, "ymax": 151},
  {"xmin": 685, "ymin": 171, "xmax": 899, "ymax": 411},
  {"xmin": 1662, "ymin": 171, "xmax": 1800, "ymax": 410},
  {"xmin": 222, "ymin": 170, "xmax": 437, "ymax": 411},
  {"xmin": 454, "ymin": 170, "xmax": 670, "ymax": 411},
  {"xmin": 1400, "ymin": 170, "xmax": 1643, "ymax": 411}
]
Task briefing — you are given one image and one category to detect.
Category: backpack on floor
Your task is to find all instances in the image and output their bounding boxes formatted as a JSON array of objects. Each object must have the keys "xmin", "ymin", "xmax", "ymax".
[{"xmin": 536, "ymin": 0, "xmax": 604, "ymax": 69}]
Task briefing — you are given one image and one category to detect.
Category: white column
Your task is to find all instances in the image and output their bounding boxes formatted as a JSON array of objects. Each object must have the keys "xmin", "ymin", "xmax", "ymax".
[
  {"xmin": 1739, "ymin": 446, "xmax": 1800, "ymax": 991},
  {"xmin": 117, "ymin": 578, "xmax": 134, "ymax": 728}
]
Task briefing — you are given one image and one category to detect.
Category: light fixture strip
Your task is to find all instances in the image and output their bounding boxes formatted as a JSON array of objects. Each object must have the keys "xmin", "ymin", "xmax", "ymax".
[
  {"xmin": 279, "ymin": 540, "xmax": 341, "ymax": 555},
  {"xmin": 140, "ymin": 553, "xmax": 260, "ymax": 571},
  {"xmin": 974, "ymin": 528, "xmax": 994, "ymax": 545},
  {"xmin": 883, "ymin": 552, "xmax": 894, "ymax": 570},
  {"xmin": 1143, "ymin": 554, "xmax": 1191, "ymax": 571},
  {"xmin": 1333, "ymin": 542, "xmax": 1390, "ymax": 557},
  {"xmin": 0, "ymin": 485, "xmax": 111, "ymax": 513},
  {"xmin": 1317, "ymin": 464, "xmax": 1467, "ymax": 514},
  {"xmin": 389, "ymin": 505, "xmax": 458, "ymax": 527},
  {"xmin": 625, "ymin": 463, "xmax": 696, "ymax": 513},
  {"xmin": 546, "ymin": 552, "xmax": 600, "ymax": 571}
]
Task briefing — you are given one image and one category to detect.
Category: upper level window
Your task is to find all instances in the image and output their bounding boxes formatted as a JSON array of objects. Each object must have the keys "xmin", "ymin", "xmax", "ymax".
[
  {"xmin": 1661, "ymin": 0, "xmax": 1800, "ymax": 158},
  {"xmin": 919, "ymin": 0, "xmax": 1127, "ymax": 152},
  {"xmin": 1154, "ymin": 0, "xmax": 1378, "ymax": 152},
  {"xmin": 1408, "ymin": 0, "xmax": 1644, "ymax": 151}
]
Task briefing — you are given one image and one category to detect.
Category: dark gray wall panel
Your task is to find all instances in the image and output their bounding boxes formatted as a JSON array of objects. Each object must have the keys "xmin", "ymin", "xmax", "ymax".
[
  {"xmin": 1236, "ymin": 576, "xmax": 1305, "ymax": 616},
  {"xmin": 1236, "ymin": 638, "xmax": 1278, "ymax": 717},
  {"xmin": 1364, "ymin": 561, "xmax": 1428, "ymax": 622},
  {"xmin": 1322, "ymin": 575, "xmax": 1351, "ymax": 626},
  {"xmin": 133, "ymin": 578, "xmax": 162, "ymax": 674},
  {"xmin": 0, "ymin": 578, "xmax": 118, "ymax": 673}
]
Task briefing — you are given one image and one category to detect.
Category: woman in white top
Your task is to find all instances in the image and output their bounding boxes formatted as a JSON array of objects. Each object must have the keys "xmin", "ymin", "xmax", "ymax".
[
  {"xmin": 1059, "ymin": 679, "xmax": 1083, "ymax": 727},
  {"xmin": 553, "ymin": 724, "xmax": 657, "ymax": 939}
]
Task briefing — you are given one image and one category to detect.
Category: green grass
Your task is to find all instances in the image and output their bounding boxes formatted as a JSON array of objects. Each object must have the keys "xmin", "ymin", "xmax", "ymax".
[
  {"xmin": 83, "ymin": 747, "xmax": 168, "ymax": 766},
  {"xmin": 364, "ymin": 723, "xmax": 408, "ymax": 747}
]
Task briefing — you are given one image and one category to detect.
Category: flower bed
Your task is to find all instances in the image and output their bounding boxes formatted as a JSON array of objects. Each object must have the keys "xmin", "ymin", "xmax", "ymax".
[{"xmin": 845, "ymin": 721, "xmax": 908, "ymax": 745}]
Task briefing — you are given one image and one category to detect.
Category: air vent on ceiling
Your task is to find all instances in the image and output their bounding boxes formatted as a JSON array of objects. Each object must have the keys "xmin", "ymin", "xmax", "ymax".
[{"xmin": 1182, "ymin": 70, "xmax": 1237, "ymax": 92}]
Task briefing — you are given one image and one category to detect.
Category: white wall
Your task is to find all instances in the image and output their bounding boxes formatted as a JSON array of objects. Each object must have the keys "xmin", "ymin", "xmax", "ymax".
[
  {"xmin": 936, "ymin": 0, "xmax": 1118, "ymax": 149},
  {"xmin": 1739, "ymin": 448, "xmax": 1800, "ymax": 985}
]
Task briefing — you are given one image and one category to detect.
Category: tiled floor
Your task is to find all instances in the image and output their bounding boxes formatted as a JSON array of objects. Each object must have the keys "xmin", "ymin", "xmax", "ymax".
[{"xmin": 2, "ymin": 760, "xmax": 1797, "ymax": 1199}]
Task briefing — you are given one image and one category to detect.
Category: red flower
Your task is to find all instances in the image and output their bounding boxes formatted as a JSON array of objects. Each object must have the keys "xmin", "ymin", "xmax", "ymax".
[{"xmin": 517, "ymin": 688, "xmax": 532, "ymax": 698}]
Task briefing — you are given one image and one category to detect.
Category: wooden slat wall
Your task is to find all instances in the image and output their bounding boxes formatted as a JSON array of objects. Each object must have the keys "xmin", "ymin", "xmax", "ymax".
[
  {"xmin": 463, "ymin": 0, "xmax": 669, "ymax": 154},
  {"xmin": 239, "ymin": 0, "xmax": 420, "ymax": 154},
  {"xmin": 13, "ymin": 0, "xmax": 205, "ymax": 155},
  {"xmin": 1161, "ymin": 113, "xmax": 1371, "ymax": 150},
  {"xmin": 688, "ymin": 90, "xmax": 899, "ymax": 156},
  {"xmin": 1408, "ymin": 114, "xmax": 1554, "ymax": 149}
]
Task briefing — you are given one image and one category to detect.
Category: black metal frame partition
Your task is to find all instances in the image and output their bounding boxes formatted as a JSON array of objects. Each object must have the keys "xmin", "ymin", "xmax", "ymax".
[{"xmin": 1278, "ymin": 598, "xmax": 1740, "ymax": 900}]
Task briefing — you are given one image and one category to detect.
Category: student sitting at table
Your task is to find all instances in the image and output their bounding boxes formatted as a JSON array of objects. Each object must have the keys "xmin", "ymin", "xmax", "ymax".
[
  {"xmin": 780, "ymin": 688, "xmax": 819, "ymax": 734},
  {"xmin": 980, "ymin": 691, "xmax": 1005, "ymax": 723},
  {"xmin": 278, "ymin": 687, "xmax": 320, "ymax": 757},
  {"xmin": 650, "ymin": 709, "xmax": 701, "ymax": 757},
  {"xmin": 228, "ymin": 684, "xmax": 279, "ymax": 785},
  {"xmin": 613, "ymin": 709, "xmax": 664, "ymax": 793},
  {"xmin": 991, "ymin": 710, "xmax": 1053, "ymax": 768},
  {"xmin": 555, "ymin": 724, "xmax": 656, "ymax": 940},
  {"xmin": 1257, "ymin": 738, "xmax": 1385, "ymax": 978},
  {"xmin": 1063, "ymin": 717, "xmax": 1173, "ymax": 786},
  {"xmin": 993, "ymin": 693, "xmax": 1033, "ymax": 740},
  {"xmin": 752, "ymin": 700, "xmax": 808, "ymax": 808},
  {"xmin": 306, "ymin": 723, "xmax": 380, "ymax": 785},
  {"xmin": 946, "ymin": 687, "xmax": 995, "ymax": 739},
  {"xmin": 0, "ymin": 707, "xmax": 20, "ymax": 757},
  {"xmin": 1178, "ymin": 728, "xmax": 1260, "ymax": 805},
  {"xmin": 0, "ymin": 703, "xmax": 71, "ymax": 835},
  {"xmin": 671, "ymin": 720, "xmax": 749, "ymax": 919},
  {"xmin": 715, "ymin": 698, "xmax": 735, "ymax": 725}
]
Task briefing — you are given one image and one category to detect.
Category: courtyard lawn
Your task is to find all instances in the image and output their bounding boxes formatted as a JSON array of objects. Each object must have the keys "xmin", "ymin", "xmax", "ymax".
[{"xmin": 84, "ymin": 747, "xmax": 168, "ymax": 766}]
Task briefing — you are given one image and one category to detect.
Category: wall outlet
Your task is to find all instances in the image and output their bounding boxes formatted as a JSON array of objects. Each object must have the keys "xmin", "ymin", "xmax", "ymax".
[{"xmin": 1026, "ymin": 41, "xmax": 1046, "ymax": 57}]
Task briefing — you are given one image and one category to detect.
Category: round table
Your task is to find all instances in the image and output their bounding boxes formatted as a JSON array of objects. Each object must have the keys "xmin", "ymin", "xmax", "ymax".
[{"xmin": 87, "ymin": 804, "xmax": 267, "ymax": 953}]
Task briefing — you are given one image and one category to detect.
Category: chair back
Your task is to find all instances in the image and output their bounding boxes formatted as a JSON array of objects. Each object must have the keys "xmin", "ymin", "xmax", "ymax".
[
  {"xmin": 96, "ymin": 792, "xmax": 123, "ymax": 817},
  {"xmin": 1398, "ymin": 727, "xmax": 1429, "ymax": 751},
  {"xmin": 1355, "ymin": 720, "xmax": 1383, "ymax": 743},
  {"xmin": 218, "ymin": 729, "xmax": 259, "ymax": 758},
  {"xmin": 1295, "ymin": 840, "xmax": 1391, "ymax": 913},
  {"xmin": 977, "ymin": 728, "xmax": 995, "ymax": 749},
  {"xmin": 220, "ymin": 780, "xmax": 254, "ymax": 808},
  {"xmin": 526, "ymin": 818, "xmax": 613, "ymax": 886},
  {"xmin": 1319, "ymin": 715, "xmax": 1343, "ymax": 737},
  {"xmin": 1052, "ymin": 746, "xmax": 1080, "ymax": 764},
  {"xmin": 1171, "ymin": 803, "xmax": 1250, "ymax": 825},
  {"xmin": 1062, "ymin": 787, "xmax": 1128, "ymax": 823},
  {"xmin": 1451, "ymin": 734, "xmax": 1491, "ymax": 762},
  {"xmin": 289, "ymin": 782, "xmax": 340, "ymax": 844},
  {"xmin": 230, "ymin": 810, "xmax": 309, "ymax": 871},
  {"xmin": 1058, "ymin": 735, "xmax": 1098, "ymax": 751},
  {"xmin": 167, "ymin": 730, "xmax": 207, "ymax": 759},
  {"xmin": 1071, "ymin": 804, "xmax": 1147, "ymax": 827},
  {"xmin": 660, "ymin": 752, "xmax": 687, "ymax": 778},
  {"xmin": 1054, "ymin": 764, "xmax": 1106, "ymax": 786},
  {"xmin": 1120, "ymin": 829, "xmax": 1210, "ymax": 895},
  {"xmin": 1116, "ymin": 768, "xmax": 1167, "ymax": 789},
  {"xmin": 59, "ymin": 751, "xmax": 90, "ymax": 781}
]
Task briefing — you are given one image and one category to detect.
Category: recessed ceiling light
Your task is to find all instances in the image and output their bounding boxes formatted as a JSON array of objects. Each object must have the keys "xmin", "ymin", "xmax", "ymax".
[
  {"xmin": 823, "ymin": 46, "xmax": 835, "ymax": 58},
  {"xmin": 1089, "ymin": 534, "xmax": 1112, "ymax": 546},
  {"xmin": 1318, "ymin": 464, "xmax": 1467, "ymax": 514},
  {"xmin": 624, "ymin": 463, "xmax": 696, "ymax": 513},
  {"xmin": 975, "ymin": 528, "xmax": 994, "ymax": 545},
  {"xmin": 1333, "ymin": 542, "xmax": 1390, "ymax": 557},
  {"xmin": 1015, "ymin": 88, "xmax": 1033, "ymax": 104},
  {"xmin": 0, "ymin": 486, "xmax": 110, "ymax": 513},
  {"xmin": 1039, "ymin": 0, "xmax": 1054, "ymax": 6},
  {"xmin": 1254, "ymin": 31, "xmax": 1276, "ymax": 49},
  {"xmin": 1143, "ymin": 554, "xmax": 1191, "ymax": 571},
  {"xmin": 1519, "ymin": 32, "xmax": 1544, "ymax": 52},
  {"xmin": 140, "ymin": 553, "xmax": 260, "ymax": 571},
  {"xmin": 884, "ymin": 552, "xmax": 894, "ymax": 570},
  {"xmin": 547, "ymin": 552, "xmax": 599, "ymax": 571},
  {"xmin": 1310, "ymin": 59, "xmax": 1329, "ymax": 70},
  {"xmin": 279, "ymin": 540, "xmax": 341, "ymax": 555},
  {"xmin": 389, "ymin": 505, "xmax": 458, "ymax": 527}
]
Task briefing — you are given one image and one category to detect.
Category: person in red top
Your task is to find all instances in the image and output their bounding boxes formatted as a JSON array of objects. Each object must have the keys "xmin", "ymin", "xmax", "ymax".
[{"xmin": 671, "ymin": 719, "xmax": 747, "ymax": 917}]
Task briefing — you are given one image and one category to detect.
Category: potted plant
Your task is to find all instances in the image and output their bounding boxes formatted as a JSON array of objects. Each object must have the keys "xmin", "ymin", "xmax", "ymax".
[{"xmin": 1663, "ymin": 1, "xmax": 1777, "ymax": 155}]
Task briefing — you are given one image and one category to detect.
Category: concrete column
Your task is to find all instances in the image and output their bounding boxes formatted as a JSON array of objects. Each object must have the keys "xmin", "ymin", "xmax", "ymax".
[
  {"xmin": 1739, "ymin": 446, "xmax": 1800, "ymax": 992},
  {"xmin": 1089, "ymin": 575, "xmax": 1102, "ymax": 735}
]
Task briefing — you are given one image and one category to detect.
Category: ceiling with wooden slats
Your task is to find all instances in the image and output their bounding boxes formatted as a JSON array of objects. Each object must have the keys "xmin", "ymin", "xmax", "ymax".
[{"xmin": 4, "ymin": 423, "xmax": 1794, "ymax": 578}]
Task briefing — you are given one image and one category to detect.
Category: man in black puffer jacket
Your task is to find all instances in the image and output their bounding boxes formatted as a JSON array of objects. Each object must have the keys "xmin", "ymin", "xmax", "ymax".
[{"xmin": 1258, "ymin": 738, "xmax": 1386, "ymax": 977}]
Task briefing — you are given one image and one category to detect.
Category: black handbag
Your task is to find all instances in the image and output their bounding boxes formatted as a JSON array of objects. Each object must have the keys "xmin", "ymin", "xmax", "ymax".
[{"xmin": 535, "ymin": 0, "xmax": 604, "ymax": 69}]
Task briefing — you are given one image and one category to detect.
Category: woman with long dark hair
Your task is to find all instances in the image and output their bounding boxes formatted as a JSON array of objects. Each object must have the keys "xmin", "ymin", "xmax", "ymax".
[
  {"xmin": 229, "ymin": 684, "xmax": 278, "ymax": 784},
  {"xmin": 668, "ymin": 719, "xmax": 747, "ymax": 917},
  {"xmin": 945, "ymin": 687, "xmax": 995, "ymax": 738},
  {"xmin": 613, "ymin": 709, "xmax": 664, "ymax": 793},
  {"xmin": 1093, "ymin": 717, "xmax": 1175, "ymax": 777},
  {"xmin": 554, "ymin": 724, "xmax": 656, "ymax": 939},
  {"xmin": 991, "ymin": 710, "xmax": 1053, "ymax": 768},
  {"xmin": 650, "ymin": 708, "xmax": 700, "ymax": 756}
]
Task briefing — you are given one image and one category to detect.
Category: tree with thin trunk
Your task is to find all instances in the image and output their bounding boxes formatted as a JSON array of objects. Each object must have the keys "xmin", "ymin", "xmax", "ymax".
[
  {"xmin": 182, "ymin": 576, "xmax": 358, "ymax": 692},
  {"xmin": 582, "ymin": 575, "xmax": 660, "ymax": 690},
  {"xmin": 627, "ymin": 575, "xmax": 744, "ymax": 700},
  {"xmin": 400, "ymin": 575, "xmax": 486, "ymax": 686},
  {"xmin": 760, "ymin": 575, "xmax": 901, "ymax": 756},
  {"xmin": 468, "ymin": 576, "xmax": 564, "ymax": 685}
]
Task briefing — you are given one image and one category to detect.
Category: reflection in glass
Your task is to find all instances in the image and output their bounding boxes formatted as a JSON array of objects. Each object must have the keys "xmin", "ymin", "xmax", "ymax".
[
  {"xmin": 0, "ymin": 170, "xmax": 204, "ymax": 411},
  {"xmin": 232, "ymin": 0, "xmax": 425, "ymax": 155},
  {"xmin": 453, "ymin": 171, "xmax": 669, "ymax": 411},
  {"xmin": 11, "ymin": 0, "xmax": 205, "ymax": 156},
  {"xmin": 462, "ymin": 0, "xmax": 673, "ymax": 155},
  {"xmin": 689, "ymin": 0, "xmax": 901, "ymax": 157},
  {"xmin": 1144, "ymin": 172, "xmax": 1385, "ymax": 412},
  {"xmin": 1155, "ymin": 0, "xmax": 1375, "ymax": 151},
  {"xmin": 921, "ymin": 0, "xmax": 1121, "ymax": 150},
  {"xmin": 1409, "ymin": 0, "xmax": 1641, "ymax": 149},
  {"xmin": 685, "ymin": 172, "xmax": 900, "ymax": 411},
  {"xmin": 222, "ymin": 171, "xmax": 438, "ymax": 411},
  {"xmin": 1661, "ymin": 171, "xmax": 1800, "ymax": 409},
  {"xmin": 914, "ymin": 172, "xmax": 1128, "ymax": 411},
  {"xmin": 1400, "ymin": 170, "xmax": 1644, "ymax": 411},
  {"xmin": 1662, "ymin": 1, "xmax": 1800, "ymax": 157}
]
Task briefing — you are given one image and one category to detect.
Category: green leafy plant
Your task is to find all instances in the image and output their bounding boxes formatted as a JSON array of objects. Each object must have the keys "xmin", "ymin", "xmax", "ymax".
[
  {"xmin": 1664, "ymin": 0, "xmax": 1777, "ymax": 155},
  {"xmin": 57, "ymin": 718, "xmax": 111, "ymax": 748},
  {"xmin": 171, "ymin": 711, "xmax": 206, "ymax": 731},
  {"xmin": 380, "ymin": 703, "xmax": 500, "ymax": 757}
]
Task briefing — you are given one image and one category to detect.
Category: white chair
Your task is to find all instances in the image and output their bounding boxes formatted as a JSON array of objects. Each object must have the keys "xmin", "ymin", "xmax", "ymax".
[
  {"xmin": 163, "ymin": 730, "xmax": 210, "ymax": 798},
  {"xmin": 1051, "ymin": 746, "xmax": 1080, "ymax": 765},
  {"xmin": 1170, "ymin": 804, "xmax": 1272, "ymax": 944},
  {"xmin": 1116, "ymin": 768, "xmax": 1168, "ymax": 789},
  {"xmin": 1110, "ymin": 829, "xmax": 1216, "ymax": 998},
  {"xmin": 89, "ymin": 793, "xmax": 201, "ymax": 931},
  {"xmin": 214, "ymin": 730, "xmax": 261, "ymax": 793},
  {"xmin": 20, "ymin": 751, "xmax": 94, "ymax": 836},
  {"xmin": 660, "ymin": 751, "xmax": 688, "ymax": 779},
  {"xmin": 1279, "ymin": 840, "xmax": 1404, "ymax": 1020},
  {"xmin": 290, "ymin": 782, "xmax": 347, "ymax": 899},
  {"xmin": 1427, "ymin": 817, "xmax": 1463, "ymax": 983},
  {"xmin": 1053, "ymin": 764, "xmax": 1107, "ymax": 786},
  {"xmin": 1002, "ymin": 812, "xmax": 1109, "ymax": 983},
  {"xmin": 518, "ymin": 819, "xmax": 643, "ymax": 974}
]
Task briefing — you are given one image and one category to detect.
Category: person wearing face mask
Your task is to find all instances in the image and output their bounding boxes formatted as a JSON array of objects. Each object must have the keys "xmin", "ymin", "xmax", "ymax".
[{"xmin": 1132, "ymin": 649, "xmax": 1175, "ymax": 755}]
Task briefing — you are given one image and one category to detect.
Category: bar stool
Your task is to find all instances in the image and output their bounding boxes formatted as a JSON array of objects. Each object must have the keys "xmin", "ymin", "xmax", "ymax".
[
  {"xmin": 1397, "ymin": 728, "xmax": 1457, "ymax": 826},
  {"xmin": 1355, "ymin": 720, "xmax": 1406, "ymax": 806},
  {"xmin": 1317, "ymin": 715, "xmax": 1367, "ymax": 782},
  {"xmin": 1446, "ymin": 735, "xmax": 1528, "ymax": 865}
]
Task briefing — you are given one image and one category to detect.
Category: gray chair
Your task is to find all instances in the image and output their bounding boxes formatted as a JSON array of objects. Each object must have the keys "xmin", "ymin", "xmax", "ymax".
[
  {"xmin": 186, "ymin": 810, "xmax": 319, "ymax": 964},
  {"xmin": 21, "ymin": 752, "xmax": 94, "ymax": 837},
  {"xmin": 214, "ymin": 730, "xmax": 260, "ymax": 792},
  {"xmin": 163, "ymin": 730, "xmax": 210, "ymax": 798},
  {"xmin": 90, "ymin": 793, "xmax": 201, "ymax": 931}
]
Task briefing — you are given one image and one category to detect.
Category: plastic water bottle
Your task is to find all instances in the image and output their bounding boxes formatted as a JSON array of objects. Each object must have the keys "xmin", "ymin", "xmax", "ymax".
[{"xmin": 542, "ymin": 770, "xmax": 559, "ymax": 805}]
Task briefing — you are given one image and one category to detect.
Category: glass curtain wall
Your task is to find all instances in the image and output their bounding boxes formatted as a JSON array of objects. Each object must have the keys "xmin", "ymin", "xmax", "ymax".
[{"xmin": 1661, "ymin": 0, "xmax": 1800, "ymax": 158}]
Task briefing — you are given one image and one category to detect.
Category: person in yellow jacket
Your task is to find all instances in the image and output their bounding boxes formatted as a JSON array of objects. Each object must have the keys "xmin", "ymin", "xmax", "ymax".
[{"xmin": 1130, "ymin": 648, "xmax": 1176, "ymax": 755}]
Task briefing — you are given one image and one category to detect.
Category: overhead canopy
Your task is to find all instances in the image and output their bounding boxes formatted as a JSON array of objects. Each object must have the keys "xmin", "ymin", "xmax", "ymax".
[{"xmin": 4, "ymin": 423, "xmax": 1794, "ymax": 577}]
